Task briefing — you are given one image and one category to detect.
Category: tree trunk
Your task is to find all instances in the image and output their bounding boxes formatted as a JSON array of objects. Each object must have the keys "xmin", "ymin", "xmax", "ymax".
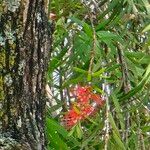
[{"xmin": 0, "ymin": 0, "xmax": 51, "ymax": 149}]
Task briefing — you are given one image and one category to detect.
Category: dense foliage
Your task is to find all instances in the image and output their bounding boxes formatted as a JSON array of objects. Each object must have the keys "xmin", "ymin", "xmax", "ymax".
[{"xmin": 46, "ymin": 0, "xmax": 150, "ymax": 149}]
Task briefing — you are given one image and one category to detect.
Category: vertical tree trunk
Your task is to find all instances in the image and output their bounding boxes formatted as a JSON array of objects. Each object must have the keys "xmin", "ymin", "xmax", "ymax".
[{"xmin": 0, "ymin": 0, "xmax": 51, "ymax": 149}]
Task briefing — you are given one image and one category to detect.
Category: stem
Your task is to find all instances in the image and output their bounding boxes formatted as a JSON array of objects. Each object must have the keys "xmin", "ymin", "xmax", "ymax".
[
  {"xmin": 104, "ymin": 94, "xmax": 110, "ymax": 150},
  {"xmin": 88, "ymin": 30, "xmax": 96, "ymax": 78},
  {"xmin": 82, "ymin": 1, "xmax": 97, "ymax": 81},
  {"xmin": 117, "ymin": 45, "xmax": 131, "ymax": 142}
]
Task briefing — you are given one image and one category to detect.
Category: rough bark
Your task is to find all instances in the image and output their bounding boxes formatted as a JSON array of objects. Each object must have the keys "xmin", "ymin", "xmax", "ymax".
[{"xmin": 0, "ymin": 0, "xmax": 51, "ymax": 149}]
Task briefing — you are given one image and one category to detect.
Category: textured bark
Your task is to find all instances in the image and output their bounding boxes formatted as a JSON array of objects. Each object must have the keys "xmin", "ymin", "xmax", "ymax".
[{"xmin": 0, "ymin": 0, "xmax": 51, "ymax": 149}]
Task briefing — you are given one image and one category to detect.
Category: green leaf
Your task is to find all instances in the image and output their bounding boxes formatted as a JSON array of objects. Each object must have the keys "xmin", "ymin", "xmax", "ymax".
[
  {"xmin": 48, "ymin": 47, "xmax": 68, "ymax": 73},
  {"xmin": 73, "ymin": 67, "xmax": 88, "ymax": 74},
  {"xmin": 141, "ymin": 126, "xmax": 150, "ymax": 132},
  {"xmin": 111, "ymin": 94, "xmax": 125, "ymax": 131},
  {"xmin": 106, "ymin": 64, "xmax": 120, "ymax": 72},
  {"xmin": 69, "ymin": 17, "xmax": 93, "ymax": 37},
  {"xmin": 81, "ymin": 127, "xmax": 99, "ymax": 148},
  {"xmin": 125, "ymin": 51, "xmax": 150, "ymax": 65},
  {"xmin": 46, "ymin": 118, "xmax": 80, "ymax": 148},
  {"xmin": 142, "ymin": 24, "xmax": 150, "ymax": 32},
  {"xmin": 92, "ymin": 68, "xmax": 105, "ymax": 77},
  {"xmin": 63, "ymin": 74, "xmax": 85, "ymax": 87},
  {"xmin": 69, "ymin": 17, "xmax": 84, "ymax": 26},
  {"xmin": 141, "ymin": 0, "xmax": 150, "ymax": 15},
  {"xmin": 96, "ymin": 31, "xmax": 123, "ymax": 44},
  {"xmin": 87, "ymin": 73, "xmax": 92, "ymax": 81},
  {"xmin": 76, "ymin": 123, "xmax": 83, "ymax": 139},
  {"xmin": 97, "ymin": 31, "xmax": 118, "ymax": 40},
  {"xmin": 83, "ymin": 23, "xmax": 93, "ymax": 37},
  {"xmin": 119, "ymin": 64, "xmax": 150, "ymax": 101},
  {"xmin": 93, "ymin": 86, "xmax": 104, "ymax": 94},
  {"xmin": 108, "ymin": 113, "xmax": 121, "ymax": 138},
  {"xmin": 113, "ymin": 131, "xmax": 126, "ymax": 150},
  {"xmin": 46, "ymin": 123, "xmax": 69, "ymax": 150},
  {"xmin": 49, "ymin": 103, "xmax": 63, "ymax": 112}
]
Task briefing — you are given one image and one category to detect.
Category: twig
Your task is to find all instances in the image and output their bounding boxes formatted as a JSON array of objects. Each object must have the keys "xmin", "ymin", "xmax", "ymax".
[
  {"xmin": 82, "ymin": 1, "xmax": 97, "ymax": 80},
  {"xmin": 117, "ymin": 45, "xmax": 131, "ymax": 143},
  {"xmin": 88, "ymin": 29, "xmax": 96, "ymax": 78},
  {"xmin": 104, "ymin": 92, "xmax": 110, "ymax": 150}
]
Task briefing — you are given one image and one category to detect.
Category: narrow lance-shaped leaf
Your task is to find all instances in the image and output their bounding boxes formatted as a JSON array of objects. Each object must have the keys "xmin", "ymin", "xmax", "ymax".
[
  {"xmin": 111, "ymin": 93, "xmax": 125, "ymax": 131},
  {"xmin": 119, "ymin": 63, "xmax": 150, "ymax": 101}
]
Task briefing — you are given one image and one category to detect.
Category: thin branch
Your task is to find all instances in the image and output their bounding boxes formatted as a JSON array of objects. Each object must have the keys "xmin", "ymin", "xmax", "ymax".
[
  {"xmin": 117, "ymin": 45, "xmax": 132, "ymax": 143},
  {"xmin": 88, "ymin": 29, "xmax": 96, "ymax": 78},
  {"xmin": 104, "ymin": 93, "xmax": 110, "ymax": 150},
  {"xmin": 82, "ymin": 1, "xmax": 97, "ymax": 80}
]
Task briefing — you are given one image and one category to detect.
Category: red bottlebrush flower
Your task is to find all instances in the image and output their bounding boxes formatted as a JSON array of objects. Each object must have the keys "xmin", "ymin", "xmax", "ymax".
[
  {"xmin": 62, "ymin": 85, "xmax": 105, "ymax": 129},
  {"xmin": 62, "ymin": 109, "xmax": 81, "ymax": 128},
  {"xmin": 74, "ymin": 85, "xmax": 104, "ymax": 105},
  {"xmin": 73, "ymin": 86, "xmax": 92, "ymax": 103},
  {"xmin": 81, "ymin": 104, "xmax": 95, "ymax": 117},
  {"xmin": 62, "ymin": 104, "xmax": 95, "ymax": 129}
]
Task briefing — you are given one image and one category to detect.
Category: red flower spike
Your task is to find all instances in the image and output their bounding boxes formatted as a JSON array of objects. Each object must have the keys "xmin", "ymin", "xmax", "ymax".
[
  {"xmin": 62, "ymin": 109, "xmax": 81, "ymax": 128},
  {"xmin": 81, "ymin": 104, "xmax": 95, "ymax": 117},
  {"xmin": 62, "ymin": 104, "xmax": 95, "ymax": 129},
  {"xmin": 73, "ymin": 86, "xmax": 92, "ymax": 103},
  {"xmin": 62, "ymin": 85, "xmax": 105, "ymax": 129}
]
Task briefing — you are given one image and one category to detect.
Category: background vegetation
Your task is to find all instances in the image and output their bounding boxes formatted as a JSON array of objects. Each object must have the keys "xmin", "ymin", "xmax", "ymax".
[{"xmin": 46, "ymin": 0, "xmax": 150, "ymax": 149}]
